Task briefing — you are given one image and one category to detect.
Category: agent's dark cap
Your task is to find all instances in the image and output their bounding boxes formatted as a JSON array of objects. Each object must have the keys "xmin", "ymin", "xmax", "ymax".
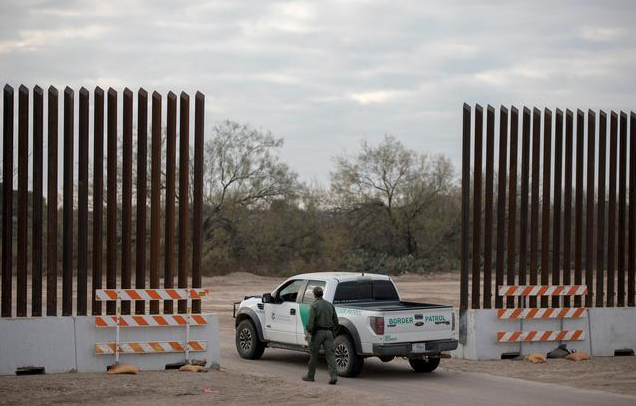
[{"xmin": 313, "ymin": 286, "xmax": 324, "ymax": 297}]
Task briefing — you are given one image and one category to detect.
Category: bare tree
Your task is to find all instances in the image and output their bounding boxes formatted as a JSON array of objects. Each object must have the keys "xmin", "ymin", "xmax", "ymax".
[
  {"xmin": 204, "ymin": 120, "xmax": 298, "ymax": 213},
  {"xmin": 331, "ymin": 135, "xmax": 455, "ymax": 256}
]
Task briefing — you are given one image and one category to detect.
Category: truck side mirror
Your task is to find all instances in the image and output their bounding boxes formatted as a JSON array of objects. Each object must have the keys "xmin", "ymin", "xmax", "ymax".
[{"xmin": 262, "ymin": 293, "xmax": 273, "ymax": 303}]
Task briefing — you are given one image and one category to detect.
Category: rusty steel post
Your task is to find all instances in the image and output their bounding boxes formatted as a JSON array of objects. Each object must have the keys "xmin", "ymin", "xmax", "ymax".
[
  {"xmin": 563, "ymin": 110, "xmax": 574, "ymax": 307},
  {"xmin": 2, "ymin": 85, "xmax": 13, "ymax": 318},
  {"xmin": 596, "ymin": 112, "xmax": 607, "ymax": 307},
  {"xmin": 136, "ymin": 89, "xmax": 148, "ymax": 315},
  {"xmin": 121, "ymin": 88, "xmax": 133, "ymax": 315},
  {"xmin": 62, "ymin": 87, "xmax": 74, "ymax": 316},
  {"xmin": 585, "ymin": 110, "xmax": 596, "ymax": 307},
  {"xmin": 46, "ymin": 86, "xmax": 58, "ymax": 316},
  {"xmin": 607, "ymin": 112, "xmax": 618, "ymax": 307},
  {"xmin": 552, "ymin": 110, "xmax": 564, "ymax": 308},
  {"xmin": 495, "ymin": 106, "xmax": 508, "ymax": 309},
  {"xmin": 106, "ymin": 88, "xmax": 117, "ymax": 315},
  {"xmin": 17, "ymin": 85, "xmax": 28, "ymax": 317},
  {"xmin": 628, "ymin": 112, "xmax": 636, "ymax": 307},
  {"xmin": 150, "ymin": 92, "xmax": 162, "ymax": 315},
  {"xmin": 77, "ymin": 87, "xmax": 89, "ymax": 316},
  {"xmin": 618, "ymin": 112, "xmax": 627, "ymax": 307},
  {"xmin": 541, "ymin": 109, "xmax": 552, "ymax": 308},
  {"xmin": 92, "ymin": 87, "xmax": 104, "ymax": 316},
  {"xmin": 32, "ymin": 86, "xmax": 44, "ymax": 317},
  {"xmin": 192, "ymin": 92, "xmax": 205, "ymax": 314},
  {"xmin": 506, "ymin": 107, "xmax": 518, "ymax": 308},
  {"xmin": 472, "ymin": 105, "xmax": 483, "ymax": 309},
  {"xmin": 164, "ymin": 92, "xmax": 177, "ymax": 314},
  {"xmin": 178, "ymin": 92, "xmax": 190, "ymax": 314}
]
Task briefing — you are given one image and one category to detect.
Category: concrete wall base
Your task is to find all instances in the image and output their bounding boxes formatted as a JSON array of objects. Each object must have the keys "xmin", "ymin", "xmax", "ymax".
[
  {"xmin": 588, "ymin": 308, "xmax": 636, "ymax": 356},
  {"xmin": 0, "ymin": 317, "xmax": 77, "ymax": 374},
  {"xmin": 452, "ymin": 308, "xmax": 636, "ymax": 360},
  {"xmin": 0, "ymin": 314, "xmax": 220, "ymax": 375}
]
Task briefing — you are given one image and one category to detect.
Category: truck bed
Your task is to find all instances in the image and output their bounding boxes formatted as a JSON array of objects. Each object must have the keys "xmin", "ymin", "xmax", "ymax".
[{"xmin": 335, "ymin": 300, "xmax": 452, "ymax": 312}]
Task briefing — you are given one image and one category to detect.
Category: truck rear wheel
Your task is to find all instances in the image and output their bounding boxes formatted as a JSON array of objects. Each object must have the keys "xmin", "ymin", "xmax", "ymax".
[
  {"xmin": 334, "ymin": 334, "xmax": 364, "ymax": 377},
  {"xmin": 409, "ymin": 357, "xmax": 440, "ymax": 373},
  {"xmin": 236, "ymin": 319, "xmax": 265, "ymax": 360}
]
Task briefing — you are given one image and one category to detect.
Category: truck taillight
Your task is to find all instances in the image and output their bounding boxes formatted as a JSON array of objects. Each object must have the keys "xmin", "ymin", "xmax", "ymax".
[{"xmin": 370, "ymin": 316, "xmax": 384, "ymax": 335}]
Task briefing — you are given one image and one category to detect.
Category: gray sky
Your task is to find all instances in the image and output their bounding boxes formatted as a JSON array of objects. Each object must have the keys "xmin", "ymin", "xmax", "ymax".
[{"xmin": 1, "ymin": 0, "xmax": 635, "ymax": 184}]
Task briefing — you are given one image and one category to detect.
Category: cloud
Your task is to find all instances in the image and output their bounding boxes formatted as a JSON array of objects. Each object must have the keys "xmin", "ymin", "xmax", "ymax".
[
  {"xmin": 0, "ymin": 0, "xmax": 635, "ymax": 184},
  {"xmin": 349, "ymin": 90, "xmax": 405, "ymax": 105},
  {"xmin": 580, "ymin": 26, "xmax": 624, "ymax": 42},
  {"xmin": 0, "ymin": 25, "xmax": 110, "ymax": 54},
  {"xmin": 240, "ymin": 2, "xmax": 317, "ymax": 34}
]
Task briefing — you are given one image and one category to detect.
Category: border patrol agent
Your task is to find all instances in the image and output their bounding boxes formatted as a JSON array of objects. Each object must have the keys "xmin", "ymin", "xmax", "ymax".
[{"xmin": 303, "ymin": 286, "xmax": 339, "ymax": 385}]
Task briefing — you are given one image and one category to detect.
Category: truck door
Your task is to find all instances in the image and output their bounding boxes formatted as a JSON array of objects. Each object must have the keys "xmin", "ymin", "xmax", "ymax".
[
  {"xmin": 264, "ymin": 279, "xmax": 304, "ymax": 344},
  {"xmin": 298, "ymin": 280, "xmax": 326, "ymax": 346}
]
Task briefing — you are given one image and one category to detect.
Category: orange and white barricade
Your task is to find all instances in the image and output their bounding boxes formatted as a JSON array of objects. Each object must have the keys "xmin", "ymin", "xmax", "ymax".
[
  {"xmin": 94, "ymin": 288, "xmax": 209, "ymax": 365},
  {"xmin": 497, "ymin": 285, "xmax": 587, "ymax": 343}
]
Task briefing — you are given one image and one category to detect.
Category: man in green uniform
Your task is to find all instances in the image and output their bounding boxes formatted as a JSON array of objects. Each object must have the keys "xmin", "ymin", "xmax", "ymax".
[{"xmin": 303, "ymin": 286, "xmax": 339, "ymax": 384}]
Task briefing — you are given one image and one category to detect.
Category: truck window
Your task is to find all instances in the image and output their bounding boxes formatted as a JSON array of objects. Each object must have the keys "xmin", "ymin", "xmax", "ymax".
[
  {"xmin": 374, "ymin": 280, "xmax": 399, "ymax": 300},
  {"xmin": 301, "ymin": 280, "xmax": 326, "ymax": 304},
  {"xmin": 333, "ymin": 280, "xmax": 399, "ymax": 303},
  {"xmin": 276, "ymin": 280, "xmax": 304, "ymax": 302}
]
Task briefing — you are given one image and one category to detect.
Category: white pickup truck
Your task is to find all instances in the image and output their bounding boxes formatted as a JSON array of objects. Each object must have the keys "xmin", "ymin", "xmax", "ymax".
[{"xmin": 233, "ymin": 272, "xmax": 457, "ymax": 377}]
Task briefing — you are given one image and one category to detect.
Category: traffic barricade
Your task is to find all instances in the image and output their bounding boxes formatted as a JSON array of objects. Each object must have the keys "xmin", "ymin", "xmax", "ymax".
[
  {"xmin": 94, "ymin": 288, "xmax": 209, "ymax": 365},
  {"xmin": 496, "ymin": 285, "xmax": 587, "ymax": 343}
]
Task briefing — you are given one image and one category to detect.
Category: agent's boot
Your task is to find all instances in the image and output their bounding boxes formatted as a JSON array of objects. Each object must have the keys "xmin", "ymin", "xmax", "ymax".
[{"xmin": 302, "ymin": 374, "xmax": 314, "ymax": 382}]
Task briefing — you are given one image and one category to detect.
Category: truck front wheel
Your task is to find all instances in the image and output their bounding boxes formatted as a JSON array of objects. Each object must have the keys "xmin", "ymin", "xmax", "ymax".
[
  {"xmin": 409, "ymin": 357, "xmax": 440, "ymax": 373},
  {"xmin": 334, "ymin": 334, "xmax": 364, "ymax": 377},
  {"xmin": 236, "ymin": 319, "xmax": 266, "ymax": 360}
]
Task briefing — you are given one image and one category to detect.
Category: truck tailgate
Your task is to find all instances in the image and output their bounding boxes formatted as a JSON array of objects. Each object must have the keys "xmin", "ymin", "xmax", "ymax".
[{"xmin": 383, "ymin": 307, "xmax": 454, "ymax": 343}]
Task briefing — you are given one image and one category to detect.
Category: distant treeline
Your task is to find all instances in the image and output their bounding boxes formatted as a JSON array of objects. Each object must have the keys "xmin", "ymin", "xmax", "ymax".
[{"xmin": 195, "ymin": 121, "xmax": 462, "ymax": 276}]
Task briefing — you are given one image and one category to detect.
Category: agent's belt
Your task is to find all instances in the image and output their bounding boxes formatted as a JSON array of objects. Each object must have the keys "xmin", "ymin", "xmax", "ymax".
[{"xmin": 314, "ymin": 326, "xmax": 333, "ymax": 331}]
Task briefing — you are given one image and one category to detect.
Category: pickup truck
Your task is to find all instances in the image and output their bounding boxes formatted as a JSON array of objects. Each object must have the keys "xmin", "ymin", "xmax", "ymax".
[{"xmin": 233, "ymin": 272, "xmax": 457, "ymax": 377}]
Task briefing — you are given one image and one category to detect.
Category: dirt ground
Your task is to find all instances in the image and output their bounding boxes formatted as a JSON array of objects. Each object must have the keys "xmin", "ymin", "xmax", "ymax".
[
  {"xmin": 0, "ymin": 368, "xmax": 388, "ymax": 406},
  {"xmin": 1, "ymin": 271, "xmax": 635, "ymax": 404},
  {"xmin": 444, "ymin": 356, "xmax": 636, "ymax": 397}
]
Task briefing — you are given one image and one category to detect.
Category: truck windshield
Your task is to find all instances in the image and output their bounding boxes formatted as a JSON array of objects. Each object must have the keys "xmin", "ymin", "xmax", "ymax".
[{"xmin": 333, "ymin": 280, "xmax": 399, "ymax": 303}]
